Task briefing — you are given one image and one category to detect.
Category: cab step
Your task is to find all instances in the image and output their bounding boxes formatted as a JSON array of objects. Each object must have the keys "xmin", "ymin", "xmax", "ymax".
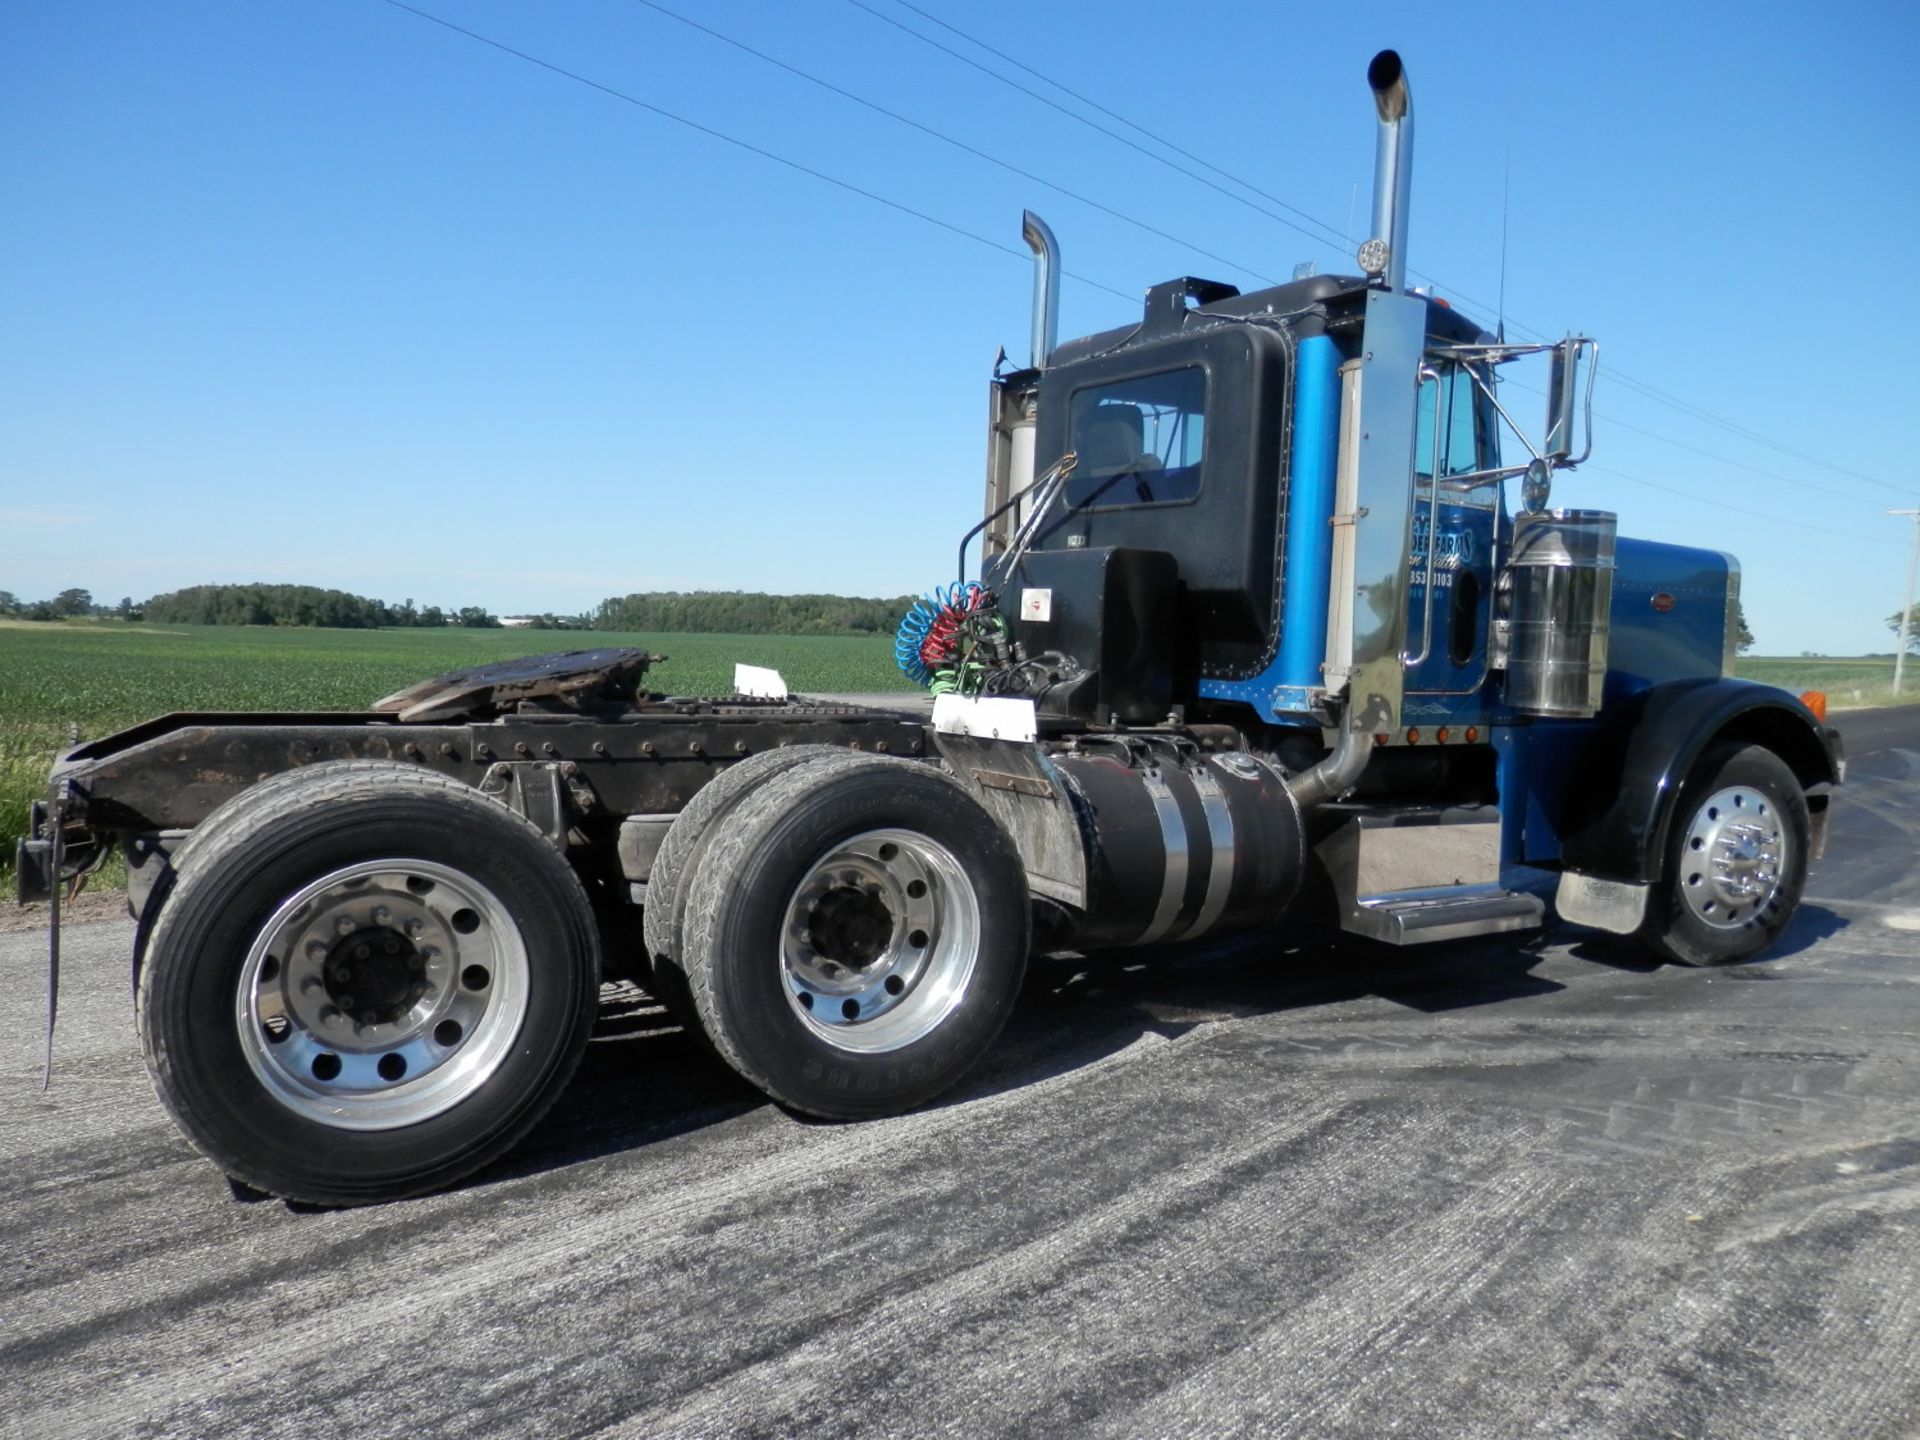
[{"xmin": 1345, "ymin": 885, "xmax": 1545, "ymax": 945}]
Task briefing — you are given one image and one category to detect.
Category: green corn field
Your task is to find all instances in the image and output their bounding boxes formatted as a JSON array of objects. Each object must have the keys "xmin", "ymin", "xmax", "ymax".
[{"xmin": 1, "ymin": 621, "xmax": 912, "ymax": 884}]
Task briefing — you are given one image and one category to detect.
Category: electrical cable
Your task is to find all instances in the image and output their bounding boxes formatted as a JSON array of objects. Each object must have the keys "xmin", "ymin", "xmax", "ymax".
[
  {"xmin": 389, "ymin": 0, "xmax": 1906, "ymax": 510},
  {"xmin": 846, "ymin": 0, "xmax": 1355, "ymax": 260},
  {"xmin": 1580, "ymin": 463, "xmax": 1903, "ymax": 548},
  {"xmin": 375, "ymin": 0, "xmax": 1137, "ymax": 304},
  {"xmin": 865, "ymin": 0, "xmax": 1910, "ymax": 499},
  {"xmin": 1505, "ymin": 377, "xmax": 1917, "ymax": 509},
  {"xmin": 629, "ymin": 0, "xmax": 1284, "ymax": 288},
  {"xmin": 885, "ymin": 0, "xmax": 1348, "ymax": 248}
]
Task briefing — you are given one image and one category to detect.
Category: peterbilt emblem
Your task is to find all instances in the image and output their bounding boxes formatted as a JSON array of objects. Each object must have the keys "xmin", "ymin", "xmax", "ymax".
[{"xmin": 1650, "ymin": 592, "xmax": 1677, "ymax": 613}]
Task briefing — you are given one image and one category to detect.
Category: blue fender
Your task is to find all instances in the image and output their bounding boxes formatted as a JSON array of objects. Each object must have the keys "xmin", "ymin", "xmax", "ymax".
[{"xmin": 1554, "ymin": 678, "xmax": 1842, "ymax": 884}]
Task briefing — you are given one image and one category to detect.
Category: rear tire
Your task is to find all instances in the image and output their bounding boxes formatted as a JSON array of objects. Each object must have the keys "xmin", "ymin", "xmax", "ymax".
[
  {"xmin": 138, "ymin": 762, "xmax": 599, "ymax": 1205},
  {"xmin": 680, "ymin": 755, "xmax": 1029, "ymax": 1119},
  {"xmin": 1636, "ymin": 741, "xmax": 1809, "ymax": 966},
  {"xmin": 640, "ymin": 744, "xmax": 870, "ymax": 1029}
]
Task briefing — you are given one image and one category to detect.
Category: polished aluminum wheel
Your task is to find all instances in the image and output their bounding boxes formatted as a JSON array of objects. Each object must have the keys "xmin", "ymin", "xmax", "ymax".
[
  {"xmin": 1678, "ymin": 784, "xmax": 1789, "ymax": 930},
  {"xmin": 779, "ymin": 828, "xmax": 980, "ymax": 1054},
  {"xmin": 235, "ymin": 859, "xmax": 530, "ymax": 1130}
]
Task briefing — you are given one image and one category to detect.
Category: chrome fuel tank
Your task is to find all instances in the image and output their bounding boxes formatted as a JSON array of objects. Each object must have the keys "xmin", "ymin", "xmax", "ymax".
[
  {"xmin": 1051, "ymin": 740, "xmax": 1305, "ymax": 949},
  {"xmin": 1504, "ymin": 509, "xmax": 1617, "ymax": 718}
]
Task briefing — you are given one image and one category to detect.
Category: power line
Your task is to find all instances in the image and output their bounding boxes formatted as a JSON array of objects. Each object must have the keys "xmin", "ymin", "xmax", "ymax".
[
  {"xmin": 375, "ymin": 0, "xmax": 1137, "ymax": 304},
  {"xmin": 626, "ymin": 0, "xmax": 1283, "ymax": 289},
  {"xmin": 844, "ymin": 0, "xmax": 1356, "ymax": 261},
  {"xmin": 1506, "ymin": 376, "xmax": 1916, "ymax": 509},
  {"xmin": 1598, "ymin": 368, "xmax": 1911, "ymax": 496},
  {"xmin": 863, "ymin": 0, "xmax": 1911, "ymax": 499},
  {"xmin": 1583, "ymin": 463, "xmax": 1904, "ymax": 548},
  {"xmin": 877, "ymin": 0, "xmax": 1357, "ymax": 253}
]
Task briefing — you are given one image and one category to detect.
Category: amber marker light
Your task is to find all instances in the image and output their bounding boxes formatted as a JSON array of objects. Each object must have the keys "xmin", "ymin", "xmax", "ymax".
[
  {"xmin": 1435, "ymin": 726, "xmax": 1450, "ymax": 743},
  {"xmin": 1465, "ymin": 726, "xmax": 1480, "ymax": 743},
  {"xmin": 1406, "ymin": 728, "xmax": 1421, "ymax": 744},
  {"xmin": 1800, "ymin": 691, "xmax": 1828, "ymax": 723}
]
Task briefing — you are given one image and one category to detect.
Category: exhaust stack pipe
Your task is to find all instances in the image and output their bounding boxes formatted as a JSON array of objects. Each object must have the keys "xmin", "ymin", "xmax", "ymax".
[
  {"xmin": 1022, "ymin": 209, "xmax": 1060, "ymax": 369},
  {"xmin": 1366, "ymin": 50, "xmax": 1413, "ymax": 293}
]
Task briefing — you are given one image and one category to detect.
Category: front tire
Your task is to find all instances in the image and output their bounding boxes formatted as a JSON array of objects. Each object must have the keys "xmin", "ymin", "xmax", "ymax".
[
  {"xmin": 1636, "ymin": 741, "xmax": 1810, "ymax": 966},
  {"xmin": 139, "ymin": 762, "xmax": 599, "ymax": 1205},
  {"xmin": 679, "ymin": 755, "xmax": 1029, "ymax": 1119}
]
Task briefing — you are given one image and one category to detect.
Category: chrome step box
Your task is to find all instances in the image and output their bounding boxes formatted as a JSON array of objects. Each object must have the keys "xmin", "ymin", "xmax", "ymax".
[{"xmin": 1316, "ymin": 804, "xmax": 1543, "ymax": 945}]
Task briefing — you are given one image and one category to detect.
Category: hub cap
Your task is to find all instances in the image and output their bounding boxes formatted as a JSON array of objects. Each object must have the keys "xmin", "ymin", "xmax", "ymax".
[
  {"xmin": 780, "ymin": 828, "xmax": 980, "ymax": 1054},
  {"xmin": 235, "ymin": 859, "xmax": 530, "ymax": 1130},
  {"xmin": 1679, "ymin": 785, "xmax": 1789, "ymax": 930}
]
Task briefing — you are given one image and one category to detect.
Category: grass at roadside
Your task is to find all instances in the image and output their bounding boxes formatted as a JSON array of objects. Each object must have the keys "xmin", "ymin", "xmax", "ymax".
[{"xmin": 1735, "ymin": 655, "xmax": 1906, "ymax": 710}]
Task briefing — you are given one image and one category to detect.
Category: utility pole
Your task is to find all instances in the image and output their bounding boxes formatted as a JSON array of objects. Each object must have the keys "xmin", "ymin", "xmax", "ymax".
[{"xmin": 1893, "ymin": 509, "xmax": 1920, "ymax": 696}]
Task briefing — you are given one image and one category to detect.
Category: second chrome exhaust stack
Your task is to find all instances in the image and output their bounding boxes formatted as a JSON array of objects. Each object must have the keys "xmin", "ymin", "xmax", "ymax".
[
  {"xmin": 1365, "ymin": 49, "xmax": 1414, "ymax": 293},
  {"xmin": 1022, "ymin": 209, "xmax": 1060, "ymax": 369}
]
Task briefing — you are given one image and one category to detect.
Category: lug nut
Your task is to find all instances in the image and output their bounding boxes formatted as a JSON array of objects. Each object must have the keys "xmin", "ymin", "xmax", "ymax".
[
  {"xmin": 372, "ymin": 905, "xmax": 391, "ymax": 925},
  {"xmin": 335, "ymin": 917, "xmax": 356, "ymax": 937},
  {"xmin": 405, "ymin": 918, "xmax": 425, "ymax": 937}
]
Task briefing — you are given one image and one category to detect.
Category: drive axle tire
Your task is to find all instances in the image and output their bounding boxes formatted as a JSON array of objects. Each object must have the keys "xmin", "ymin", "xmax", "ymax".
[
  {"xmin": 641, "ymin": 744, "xmax": 869, "ymax": 1031},
  {"xmin": 1636, "ymin": 741, "xmax": 1810, "ymax": 967},
  {"xmin": 138, "ymin": 762, "xmax": 599, "ymax": 1205},
  {"xmin": 679, "ymin": 755, "xmax": 1029, "ymax": 1119}
]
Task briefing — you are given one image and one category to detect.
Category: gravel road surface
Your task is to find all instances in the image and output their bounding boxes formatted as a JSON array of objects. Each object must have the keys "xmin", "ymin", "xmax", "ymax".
[{"xmin": 3, "ymin": 708, "xmax": 1917, "ymax": 1439}]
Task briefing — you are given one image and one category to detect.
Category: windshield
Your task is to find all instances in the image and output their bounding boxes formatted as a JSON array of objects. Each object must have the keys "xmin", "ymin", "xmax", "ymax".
[{"xmin": 1064, "ymin": 367, "xmax": 1206, "ymax": 508}]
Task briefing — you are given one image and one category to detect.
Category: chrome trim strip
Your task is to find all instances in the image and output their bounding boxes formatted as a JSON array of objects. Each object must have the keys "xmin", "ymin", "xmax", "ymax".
[
  {"xmin": 1137, "ymin": 768, "xmax": 1190, "ymax": 945},
  {"xmin": 1187, "ymin": 763, "xmax": 1237, "ymax": 939}
]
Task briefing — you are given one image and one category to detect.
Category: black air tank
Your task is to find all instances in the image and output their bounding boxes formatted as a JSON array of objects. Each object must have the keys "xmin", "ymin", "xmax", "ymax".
[{"xmin": 1051, "ymin": 741, "xmax": 1305, "ymax": 949}]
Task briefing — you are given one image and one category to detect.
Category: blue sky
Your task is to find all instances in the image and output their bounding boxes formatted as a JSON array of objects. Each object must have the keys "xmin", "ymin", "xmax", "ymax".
[{"xmin": 4, "ymin": 0, "xmax": 1917, "ymax": 654}]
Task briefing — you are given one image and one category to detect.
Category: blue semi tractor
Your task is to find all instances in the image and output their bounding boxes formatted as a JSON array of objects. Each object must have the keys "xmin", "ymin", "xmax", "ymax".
[{"xmin": 15, "ymin": 51, "xmax": 1840, "ymax": 1204}]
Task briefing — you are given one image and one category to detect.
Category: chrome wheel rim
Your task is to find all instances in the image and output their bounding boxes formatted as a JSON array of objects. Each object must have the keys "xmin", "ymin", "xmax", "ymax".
[
  {"xmin": 235, "ymin": 859, "xmax": 530, "ymax": 1130},
  {"xmin": 779, "ymin": 828, "xmax": 980, "ymax": 1054},
  {"xmin": 1678, "ymin": 785, "xmax": 1789, "ymax": 930}
]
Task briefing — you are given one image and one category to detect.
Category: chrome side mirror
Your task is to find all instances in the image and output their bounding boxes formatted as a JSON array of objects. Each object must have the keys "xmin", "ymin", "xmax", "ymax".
[{"xmin": 1544, "ymin": 337, "xmax": 1595, "ymax": 464}]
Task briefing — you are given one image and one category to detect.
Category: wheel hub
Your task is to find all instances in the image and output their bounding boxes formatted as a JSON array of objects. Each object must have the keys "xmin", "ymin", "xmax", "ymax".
[
  {"xmin": 1679, "ymin": 785, "xmax": 1788, "ymax": 930},
  {"xmin": 235, "ymin": 859, "xmax": 530, "ymax": 1131},
  {"xmin": 780, "ymin": 828, "xmax": 981, "ymax": 1053},
  {"xmin": 323, "ymin": 926, "xmax": 427, "ymax": 1024},
  {"xmin": 806, "ymin": 886, "xmax": 893, "ymax": 970}
]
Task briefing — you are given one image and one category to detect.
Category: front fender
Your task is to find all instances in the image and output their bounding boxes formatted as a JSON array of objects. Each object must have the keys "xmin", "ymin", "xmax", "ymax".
[{"xmin": 1556, "ymin": 678, "xmax": 1841, "ymax": 884}]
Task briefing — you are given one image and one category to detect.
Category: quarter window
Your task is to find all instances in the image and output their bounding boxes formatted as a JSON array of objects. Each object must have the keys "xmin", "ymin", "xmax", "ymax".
[
  {"xmin": 1064, "ymin": 368, "xmax": 1206, "ymax": 508},
  {"xmin": 1415, "ymin": 366, "xmax": 1481, "ymax": 480}
]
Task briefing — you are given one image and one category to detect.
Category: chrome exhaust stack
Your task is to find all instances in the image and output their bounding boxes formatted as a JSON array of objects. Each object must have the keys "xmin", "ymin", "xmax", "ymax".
[
  {"xmin": 1289, "ymin": 51, "xmax": 1424, "ymax": 808},
  {"xmin": 1365, "ymin": 50, "xmax": 1414, "ymax": 293},
  {"xmin": 1022, "ymin": 209, "xmax": 1060, "ymax": 369}
]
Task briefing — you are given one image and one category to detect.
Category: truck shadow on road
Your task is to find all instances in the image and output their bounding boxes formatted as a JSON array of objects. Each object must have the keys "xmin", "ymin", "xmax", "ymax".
[
  {"xmin": 464, "ymin": 903, "xmax": 1857, "ymax": 1198},
  {"xmin": 478, "ymin": 927, "xmax": 1594, "ymax": 1193},
  {"xmin": 1562, "ymin": 901, "xmax": 1850, "ymax": 972}
]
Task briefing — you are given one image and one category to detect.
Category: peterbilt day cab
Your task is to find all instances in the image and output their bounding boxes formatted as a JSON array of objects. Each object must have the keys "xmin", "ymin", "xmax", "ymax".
[{"xmin": 15, "ymin": 52, "xmax": 1840, "ymax": 1205}]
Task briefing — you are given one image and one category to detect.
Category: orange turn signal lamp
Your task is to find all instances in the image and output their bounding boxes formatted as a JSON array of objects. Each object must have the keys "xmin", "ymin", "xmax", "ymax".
[
  {"xmin": 1800, "ymin": 690, "xmax": 1828, "ymax": 723},
  {"xmin": 1372, "ymin": 725, "xmax": 1482, "ymax": 747}
]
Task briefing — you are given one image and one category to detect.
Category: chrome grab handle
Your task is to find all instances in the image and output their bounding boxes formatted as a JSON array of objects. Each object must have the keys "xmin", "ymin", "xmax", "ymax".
[{"xmin": 1402, "ymin": 364, "xmax": 1445, "ymax": 668}]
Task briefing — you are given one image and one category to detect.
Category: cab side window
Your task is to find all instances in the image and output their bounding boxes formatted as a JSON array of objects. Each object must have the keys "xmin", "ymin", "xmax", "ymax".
[{"xmin": 1414, "ymin": 365, "xmax": 1480, "ymax": 481}]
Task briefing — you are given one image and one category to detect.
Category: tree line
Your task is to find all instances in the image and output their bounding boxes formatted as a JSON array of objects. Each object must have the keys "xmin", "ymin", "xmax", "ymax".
[
  {"xmin": 0, "ymin": 584, "xmax": 914, "ymax": 636},
  {"xmin": 138, "ymin": 585, "xmax": 511, "ymax": 629},
  {"xmin": 0, "ymin": 585, "xmax": 517, "ymax": 629},
  {"xmin": 592, "ymin": 591, "xmax": 914, "ymax": 635}
]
